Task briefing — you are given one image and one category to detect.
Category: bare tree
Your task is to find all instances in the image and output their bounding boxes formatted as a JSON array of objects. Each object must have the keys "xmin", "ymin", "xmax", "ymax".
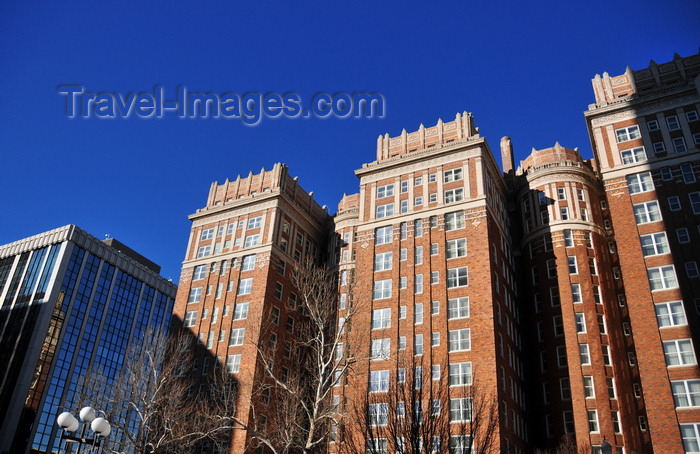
[
  {"xmin": 238, "ymin": 256, "xmax": 362, "ymax": 454},
  {"xmin": 74, "ymin": 327, "xmax": 238, "ymax": 454},
  {"xmin": 343, "ymin": 357, "xmax": 499, "ymax": 454},
  {"xmin": 533, "ymin": 435, "xmax": 591, "ymax": 454}
]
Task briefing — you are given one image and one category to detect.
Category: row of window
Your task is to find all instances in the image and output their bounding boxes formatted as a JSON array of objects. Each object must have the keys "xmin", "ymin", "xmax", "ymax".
[
  {"xmin": 374, "ymin": 212, "xmax": 467, "ymax": 245},
  {"xmin": 370, "ymin": 328, "xmax": 470, "ymax": 359},
  {"xmin": 187, "ymin": 277, "xmax": 254, "ymax": 304},
  {"xmin": 376, "ymin": 189, "xmax": 465, "ymax": 218},
  {"xmin": 184, "ymin": 302, "xmax": 247, "ymax": 324},
  {"xmin": 617, "ymin": 111, "xmax": 699, "ymax": 142},
  {"xmin": 372, "ymin": 298, "xmax": 469, "ymax": 329},
  {"xmin": 374, "ymin": 239, "xmax": 467, "ymax": 273},
  {"xmin": 373, "ymin": 267, "xmax": 468, "ymax": 299},
  {"xmin": 376, "ymin": 169, "xmax": 464, "ymax": 199},
  {"xmin": 200, "ymin": 216, "xmax": 263, "ymax": 241},
  {"xmin": 197, "ymin": 234, "xmax": 261, "ymax": 258},
  {"xmin": 192, "ymin": 255, "xmax": 257, "ymax": 280},
  {"xmin": 367, "ymin": 397, "xmax": 473, "ymax": 427},
  {"xmin": 365, "ymin": 435, "xmax": 473, "ymax": 454},
  {"xmin": 369, "ymin": 362, "xmax": 472, "ymax": 393}
]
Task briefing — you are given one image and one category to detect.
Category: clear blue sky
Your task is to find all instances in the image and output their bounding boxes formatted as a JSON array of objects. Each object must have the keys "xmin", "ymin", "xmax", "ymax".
[{"xmin": 1, "ymin": 1, "xmax": 699, "ymax": 282}]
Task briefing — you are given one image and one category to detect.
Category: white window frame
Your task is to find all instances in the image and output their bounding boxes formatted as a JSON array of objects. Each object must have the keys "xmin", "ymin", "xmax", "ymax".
[
  {"xmin": 621, "ymin": 146, "xmax": 647, "ymax": 164},
  {"xmin": 615, "ymin": 125, "xmax": 641, "ymax": 142},
  {"xmin": 448, "ymin": 328, "xmax": 471, "ymax": 352},
  {"xmin": 647, "ymin": 265, "xmax": 678, "ymax": 291},
  {"xmin": 627, "ymin": 172, "xmax": 654, "ymax": 194}
]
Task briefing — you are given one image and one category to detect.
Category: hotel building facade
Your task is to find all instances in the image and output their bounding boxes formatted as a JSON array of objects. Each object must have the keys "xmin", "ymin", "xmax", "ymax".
[{"xmin": 172, "ymin": 52, "xmax": 700, "ymax": 453}]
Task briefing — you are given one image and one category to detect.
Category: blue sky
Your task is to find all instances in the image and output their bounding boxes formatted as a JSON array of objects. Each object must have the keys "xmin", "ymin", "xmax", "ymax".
[{"xmin": 1, "ymin": 1, "xmax": 699, "ymax": 282}]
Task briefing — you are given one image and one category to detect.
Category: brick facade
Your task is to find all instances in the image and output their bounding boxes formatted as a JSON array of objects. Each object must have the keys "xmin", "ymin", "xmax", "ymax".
[{"xmin": 172, "ymin": 53, "xmax": 700, "ymax": 454}]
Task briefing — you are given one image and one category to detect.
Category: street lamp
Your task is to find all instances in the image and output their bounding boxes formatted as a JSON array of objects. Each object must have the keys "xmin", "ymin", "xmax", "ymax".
[{"xmin": 56, "ymin": 406, "xmax": 111, "ymax": 453}]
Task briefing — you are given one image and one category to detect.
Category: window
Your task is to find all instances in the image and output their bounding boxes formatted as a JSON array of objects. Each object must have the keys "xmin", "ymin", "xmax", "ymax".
[
  {"xmin": 449, "ymin": 329, "xmax": 471, "ymax": 352},
  {"xmin": 561, "ymin": 377, "xmax": 571, "ymax": 400},
  {"xmin": 449, "ymin": 362, "xmax": 472, "ymax": 386},
  {"xmin": 647, "ymin": 119, "xmax": 659, "ymax": 130},
  {"xmin": 579, "ymin": 344, "xmax": 591, "ymax": 365},
  {"xmin": 553, "ymin": 315, "xmax": 563, "ymax": 336},
  {"xmin": 669, "ymin": 196, "xmax": 682, "ymax": 211},
  {"xmin": 242, "ymin": 255, "xmax": 256, "ymax": 271},
  {"xmin": 372, "ymin": 308, "xmax": 391, "ymax": 329},
  {"xmin": 589, "ymin": 257, "xmax": 598, "ymax": 275},
  {"xmin": 415, "ymin": 246, "xmax": 423, "ymax": 264},
  {"xmin": 368, "ymin": 403, "xmax": 388, "ymax": 426},
  {"xmin": 672, "ymin": 380, "xmax": 700, "ymax": 407},
  {"xmin": 201, "ymin": 228, "xmax": 214, "ymax": 240},
  {"xmin": 621, "ymin": 146, "xmax": 647, "ymax": 164},
  {"xmin": 627, "ymin": 172, "xmax": 654, "ymax": 194},
  {"xmin": 226, "ymin": 354, "xmax": 241, "ymax": 373},
  {"xmin": 238, "ymin": 278, "xmax": 253, "ymax": 295},
  {"xmin": 587, "ymin": 410, "xmax": 599, "ymax": 433},
  {"xmin": 400, "ymin": 276, "xmax": 407, "ymax": 289},
  {"xmin": 450, "ymin": 435, "xmax": 472, "ymax": 454},
  {"xmin": 373, "ymin": 279, "xmax": 392, "ymax": 299},
  {"xmin": 560, "ymin": 207, "xmax": 569, "ymax": 220},
  {"xmin": 244, "ymin": 234, "xmax": 260, "ymax": 248},
  {"xmin": 448, "ymin": 297, "xmax": 469, "ymax": 319},
  {"xmin": 688, "ymin": 261, "xmax": 700, "ymax": 278},
  {"xmin": 563, "ymin": 229, "xmax": 573, "ymax": 247},
  {"xmin": 575, "ymin": 313, "xmax": 586, "ymax": 333},
  {"xmin": 414, "ymin": 196, "xmax": 423, "ymax": 206},
  {"xmin": 673, "ymin": 137, "xmax": 688, "ymax": 153},
  {"xmin": 271, "ymin": 306, "xmax": 280, "ymax": 325},
  {"xmin": 667, "ymin": 115, "xmax": 680, "ymax": 130},
  {"xmin": 687, "ymin": 110, "xmax": 699, "ymax": 122},
  {"xmin": 400, "ymin": 200, "xmax": 408, "ymax": 213},
  {"xmin": 414, "ymin": 303, "xmax": 423, "ymax": 324},
  {"xmin": 431, "ymin": 271, "xmax": 439, "ymax": 284},
  {"xmin": 691, "ymin": 192, "xmax": 700, "ymax": 214},
  {"xmin": 370, "ymin": 370, "xmax": 390, "ymax": 392},
  {"xmin": 376, "ymin": 203, "xmax": 394, "ymax": 219},
  {"xmin": 429, "ymin": 173, "xmax": 437, "ymax": 183},
  {"xmin": 401, "ymin": 180, "xmax": 408, "ymax": 193},
  {"xmin": 229, "ymin": 328, "xmax": 245, "ymax": 346},
  {"xmin": 571, "ymin": 284, "xmax": 582, "ymax": 303},
  {"xmin": 634, "ymin": 201, "xmax": 662, "ymax": 224},
  {"xmin": 188, "ymin": 287, "xmax": 202, "ymax": 304},
  {"xmin": 583, "ymin": 376, "xmax": 594, "ymax": 398},
  {"xmin": 567, "ymin": 256, "xmax": 578, "ymax": 274},
  {"xmin": 398, "ymin": 336, "xmax": 406, "ymax": 350},
  {"xmin": 415, "ymin": 219, "xmax": 424, "ymax": 237},
  {"xmin": 664, "ymin": 339, "xmax": 696, "ymax": 366},
  {"xmin": 682, "ymin": 163, "xmax": 696, "ymax": 183},
  {"xmin": 648, "ymin": 265, "xmax": 678, "ymax": 290},
  {"xmin": 248, "ymin": 216, "xmax": 262, "ymax": 229},
  {"xmin": 444, "ymin": 168, "xmax": 463, "ymax": 182},
  {"xmin": 197, "ymin": 246, "xmax": 211, "ymax": 258},
  {"xmin": 445, "ymin": 211, "xmax": 465, "ymax": 230},
  {"xmin": 415, "ymin": 334, "xmax": 423, "ymax": 355},
  {"xmin": 653, "ymin": 141, "xmax": 666, "ymax": 155},
  {"xmin": 445, "ymin": 188, "xmax": 464, "ymax": 204},
  {"xmin": 447, "ymin": 267, "xmax": 468, "ymax": 288},
  {"xmin": 615, "ymin": 125, "xmax": 640, "ymax": 142},
  {"xmin": 681, "ymin": 423, "xmax": 700, "ymax": 453},
  {"xmin": 375, "ymin": 226, "xmax": 393, "ymax": 244},
  {"xmin": 371, "ymin": 338, "xmax": 391, "ymax": 359},
  {"xmin": 598, "ymin": 315, "xmax": 607, "ymax": 334},
  {"xmin": 377, "ymin": 184, "xmax": 394, "ymax": 198},
  {"xmin": 450, "ymin": 398, "xmax": 472, "ymax": 422},
  {"xmin": 640, "ymin": 232, "xmax": 670, "ymax": 256},
  {"xmin": 415, "ymin": 176, "xmax": 423, "ymax": 186},
  {"xmin": 286, "ymin": 316, "xmax": 295, "ymax": 333},
  {"xmin": 192, "ymin": 265, "xmax": 206, "ymax": 280},
  {"xmin": 678, "ymin": 227, "xmax": 691, "ymax": 243},
  {"xmin": 557, "ymin": 346, "xmax": 567, "ymax": 368},
  {"xmin": 374, "ymin": 251, "xmax": 393, "ymax": 271},
  {"xmin": 557, "ymin": 187, "xmax": 566, "ymax": 200},
  {"xmin": 233, "ymin": 302, "xmax": 249, "ymax": 320},
  {"xmin": 446, "ymin": 238, "xmax": 467, "ymax": 259},
  {"xmin": 184, "ymin": 311, "xmax": 197, "ymax": 327}
]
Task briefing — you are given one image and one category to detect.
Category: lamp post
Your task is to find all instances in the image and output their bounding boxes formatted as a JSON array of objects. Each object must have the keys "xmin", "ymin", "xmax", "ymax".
[{"xmin": 56, "ymin": 406, "xmax": 111, "ymax": 453}]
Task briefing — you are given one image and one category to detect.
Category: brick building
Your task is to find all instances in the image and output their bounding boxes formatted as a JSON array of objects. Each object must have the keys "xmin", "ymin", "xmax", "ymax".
[
  {"xmin": 171, "ymin": 163, "xmax": 333, "ymax": 453},
  {"xmin": 173, "ymin": 52, "xmax": 700, "ymax": 453}
]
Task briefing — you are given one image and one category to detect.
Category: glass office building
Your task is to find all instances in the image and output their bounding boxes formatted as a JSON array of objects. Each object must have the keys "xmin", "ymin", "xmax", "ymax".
[{"xmin": 0, "ymin": 225, "xmax": 176, "ymax": 454}]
